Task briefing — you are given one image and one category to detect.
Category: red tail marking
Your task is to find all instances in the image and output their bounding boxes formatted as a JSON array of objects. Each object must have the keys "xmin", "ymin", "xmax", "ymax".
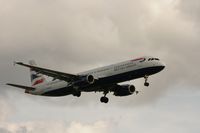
[{"xmin": 32, "ymin": 78, "xmax": 44, "ymax": 86}]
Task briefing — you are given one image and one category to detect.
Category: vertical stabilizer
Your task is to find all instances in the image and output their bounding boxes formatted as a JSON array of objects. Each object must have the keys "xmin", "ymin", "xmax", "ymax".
[{"xmin": 29, "ymin": 60, "xmax": 46, "ymax": 86}]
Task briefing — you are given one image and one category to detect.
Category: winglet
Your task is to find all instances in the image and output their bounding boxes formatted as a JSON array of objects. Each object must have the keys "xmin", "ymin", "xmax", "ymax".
[
  {"xmin": 16, "ymin": 62, "xmax": 24, "ymax": 65},
  {"xmin": 13, "ymin": 61, "xmax": 24, "ymax": 66}
]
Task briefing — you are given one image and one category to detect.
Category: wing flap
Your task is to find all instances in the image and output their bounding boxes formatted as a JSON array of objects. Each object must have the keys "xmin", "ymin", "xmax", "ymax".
[{"xmin": 6, "ymin": 83, "xmax": 36, "ymax": 91}]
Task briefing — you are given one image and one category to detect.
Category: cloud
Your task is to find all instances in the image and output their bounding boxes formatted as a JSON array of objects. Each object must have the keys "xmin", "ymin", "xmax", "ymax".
[
  {"xmin": 178, "ymin": 0, "xmax": 200, "ymax": 23},
  {"xmin": 0, "ymin": 121, "xmax": 110, "ymax": 133},
  {"xmin": 0, "ymin": 95, "xmax": 111, "ymax": 133},
  {"xmin": 1, "ymin": 86, "xmax": 200, "ymax": 133},
  {"xmin": 0, "ymin": 0, "xmax": 200, "ymax": 107},
  {"xmin": 0, "ymin": 98, "xmax": 12, "ymax": 122},
  {"xmin": 67, "ymin": 121, "xmax": 110, "ymax": 133},
  {"xmin": 0, "ymin": 128, "xmax": 11, "ymax": 133},
  {"xmin": 1, "ymin": 1, "xmax": 200, "ymax": 133}
]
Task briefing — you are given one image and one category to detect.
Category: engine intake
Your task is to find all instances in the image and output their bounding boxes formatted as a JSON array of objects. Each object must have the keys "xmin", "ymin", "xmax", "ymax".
[
  {"xmin": 73, "ymin": 75, "xmax": 95, "ymax": 87},
  {"xmin": 114, "ymin": 85, "xmax": 135, "ymax": 96},
  {"xmin": 87, "ymin": 75, "xmax": 95, "ymax": 84}
]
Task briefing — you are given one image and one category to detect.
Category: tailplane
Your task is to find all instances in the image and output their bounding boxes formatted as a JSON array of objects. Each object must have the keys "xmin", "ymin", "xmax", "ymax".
[{"xmin": 29, "ymin": 60, "xmax": 46, "ymax": 86}]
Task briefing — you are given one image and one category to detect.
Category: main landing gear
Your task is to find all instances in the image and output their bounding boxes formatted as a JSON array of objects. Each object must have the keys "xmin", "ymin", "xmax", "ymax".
[
  {"xmin": 100, "ymin": 96, "xmax": 109, "ymax": 103},
  {"xmin": 73, "ymin": 91, "xmax": 81, "ymax": 97},
  {"xmin": 100, "ymin": 91, "xmax": 109, "ymax": 103},
  {"xmin": 144, "ymin": 75, "xmax": 150, "ymax": 87}
]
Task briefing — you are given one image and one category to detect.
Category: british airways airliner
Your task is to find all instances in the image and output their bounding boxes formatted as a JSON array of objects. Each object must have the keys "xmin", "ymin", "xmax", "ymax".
[{"xmin": 7, "ymin": 56, "xmax": 165, "ymax": 103}]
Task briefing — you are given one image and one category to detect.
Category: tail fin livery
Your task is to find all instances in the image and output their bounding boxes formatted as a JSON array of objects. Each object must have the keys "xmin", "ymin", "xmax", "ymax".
[{"xmin": 29, "ymin": 60, "xmax": 46, "ymax": 86}]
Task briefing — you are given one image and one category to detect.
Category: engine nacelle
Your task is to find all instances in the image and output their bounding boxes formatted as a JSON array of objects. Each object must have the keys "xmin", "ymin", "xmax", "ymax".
[
  {"xmin": 73, "ymin": 75, "xmax": 95, "ymax": 87},
  {"xmin": 114, "ymin": 85, "xmax": 135, "ymax": 96}
]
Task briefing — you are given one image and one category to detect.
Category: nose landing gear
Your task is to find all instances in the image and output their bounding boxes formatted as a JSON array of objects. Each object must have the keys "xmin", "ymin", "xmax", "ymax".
[{"xmin": 144, "ymin": 75, "xmax": 150, "ymax": 87}]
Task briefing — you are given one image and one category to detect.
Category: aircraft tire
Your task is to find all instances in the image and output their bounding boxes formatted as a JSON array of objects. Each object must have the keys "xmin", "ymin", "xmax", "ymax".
[
  {"xmin": 73, "ymin": 91, "xmax": 81, "ymax": 97},
  {"xmin": 100, "ymin": 96, "xmax": 109, "ymax": 103},
  {"xmin": 144, "ymin": 82, "xmax": 149, "ymax": 87}
]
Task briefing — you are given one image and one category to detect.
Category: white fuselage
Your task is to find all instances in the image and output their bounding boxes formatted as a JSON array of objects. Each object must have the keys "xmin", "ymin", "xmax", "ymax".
[{"xmin": 30, "ymin": 56, "xmax": 165, "ymax": 95}]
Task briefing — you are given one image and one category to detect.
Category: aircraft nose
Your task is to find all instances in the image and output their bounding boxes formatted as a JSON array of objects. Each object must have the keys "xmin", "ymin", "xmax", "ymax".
[
  {"xmin": 160, "ymin": 65, "xmax": 165, "ymax": 70},
  {"xmin": 160, "ymin": 62, "xmax": 165, "ymax": 70}
]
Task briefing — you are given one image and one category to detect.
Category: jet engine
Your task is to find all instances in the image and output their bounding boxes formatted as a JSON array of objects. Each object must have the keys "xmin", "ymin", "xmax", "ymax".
[
  {"xmin": 73, "ymin": 75, "xmax": 95, "ymax": 87},
  {"xmin": 113, "ymin": 85, "xmax": 135, "ymax": 96}
]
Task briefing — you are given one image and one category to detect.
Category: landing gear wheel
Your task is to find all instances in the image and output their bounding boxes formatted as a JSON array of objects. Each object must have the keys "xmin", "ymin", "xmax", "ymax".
[
  {"xmin": 144, "ymin": 75, "xmax": 149, "ymax": 87},
  {"xmin": 73, "ymin": 91, "xmax": 81, "ymax": 97},
  {"xmin": 100, "ymin": 96, "xmax": 109, "ymax": 103},
  {"xmin": 76, "ymin": 91, "xmax": 81, "ymax": 97},
  {"xmin": 144, "ymin": 82, "xmax": 149, "ymax": 87}
]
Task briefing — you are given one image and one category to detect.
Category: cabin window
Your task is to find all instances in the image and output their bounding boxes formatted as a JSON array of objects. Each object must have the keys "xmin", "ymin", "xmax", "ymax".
[{"xmin": 148, "ymin": 58, "xmax": 159, "ymax": 61}]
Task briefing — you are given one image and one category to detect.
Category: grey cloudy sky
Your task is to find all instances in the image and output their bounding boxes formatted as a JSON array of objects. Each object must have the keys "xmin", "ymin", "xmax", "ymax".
[{"xmin": 0, "ymin": 0, "xmax": 200, "ymax": 132}]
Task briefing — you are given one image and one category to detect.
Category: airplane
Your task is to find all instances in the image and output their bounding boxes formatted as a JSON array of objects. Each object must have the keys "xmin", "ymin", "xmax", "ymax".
[{"xmin": 6, "ymin": 56, "xmax": 165, "ymax": 103}]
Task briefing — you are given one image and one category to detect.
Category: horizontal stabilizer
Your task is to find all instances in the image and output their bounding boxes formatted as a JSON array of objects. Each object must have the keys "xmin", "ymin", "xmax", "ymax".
[{"xmin": 6, "ymin": 83, "xmax": 35, "ymax": 91}]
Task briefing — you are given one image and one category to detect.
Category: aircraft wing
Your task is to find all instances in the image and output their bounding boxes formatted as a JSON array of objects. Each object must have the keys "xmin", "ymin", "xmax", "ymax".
[
  {"xmin": 6, "ymin": 83, "xmax": 35, "ymax": 91},
  {"xmin": 15, "ymin": 62, "xmax": 79, "ymax": 82}
]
